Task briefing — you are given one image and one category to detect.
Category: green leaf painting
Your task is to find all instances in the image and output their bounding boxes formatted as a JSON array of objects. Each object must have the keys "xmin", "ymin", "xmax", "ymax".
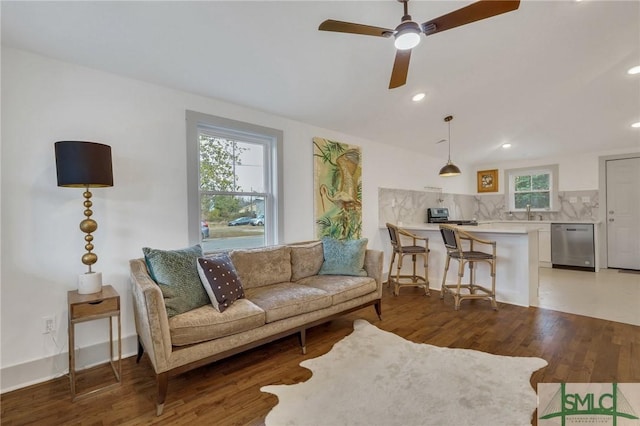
[{"xmin": 313, "ymin": 137, "xmax": 362, "ymax": 240}]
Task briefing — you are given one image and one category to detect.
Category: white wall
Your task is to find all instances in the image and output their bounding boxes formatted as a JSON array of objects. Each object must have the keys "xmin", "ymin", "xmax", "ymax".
[
  {"xmin": 474, "ymin": 146, "xmax": 640, "ymax": 193},
  {"xmin": 0, "ymin": 48, "xmax": 470, "ymax": 391}
]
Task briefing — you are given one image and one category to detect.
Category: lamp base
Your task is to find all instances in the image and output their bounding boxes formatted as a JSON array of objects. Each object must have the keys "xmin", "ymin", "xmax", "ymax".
[{"xmin": 78, "ymin": 272, "xmax": 102, "ymax": 294}]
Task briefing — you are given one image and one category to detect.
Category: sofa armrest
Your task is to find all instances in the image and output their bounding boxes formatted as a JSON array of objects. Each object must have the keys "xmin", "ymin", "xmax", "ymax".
[
  {"xmin": 364, "ymin": 249, "xmax": 384, "ymax": 297},
  {"xmin": 129, "ymin": 259, "xmax": 173, "ymax": 373}
]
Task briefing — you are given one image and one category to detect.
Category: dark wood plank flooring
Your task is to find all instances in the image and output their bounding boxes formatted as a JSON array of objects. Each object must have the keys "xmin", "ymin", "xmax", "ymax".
[{"xmin": 2, "ymin": 287, "xmax": 639, "ymax": 425}]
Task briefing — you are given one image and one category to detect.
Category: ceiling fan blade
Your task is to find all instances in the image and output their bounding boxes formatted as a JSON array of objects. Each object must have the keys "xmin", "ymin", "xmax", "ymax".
[
  {"xmin": 319, "ymin": 20, "xmax": 393, "ymax": 38},
  {"xmin": 421, "ymin": 0, "xmax": 520, "ymax": 36},
  {"xmin": 389, "ymin": 49, "xmax": 411, "ymax": 89}
]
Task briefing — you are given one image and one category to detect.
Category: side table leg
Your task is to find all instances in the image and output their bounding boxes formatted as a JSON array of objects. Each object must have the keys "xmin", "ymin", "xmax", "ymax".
[
  {"xmin": 117, "ymin": 313, "xmax": 122, "ymax": 381},
  {"xmin": 68, "ymin": 317, "xmax": 76, "ymax": 399}
]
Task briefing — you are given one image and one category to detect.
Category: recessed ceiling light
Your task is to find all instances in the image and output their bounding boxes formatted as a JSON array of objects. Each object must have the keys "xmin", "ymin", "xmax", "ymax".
[
  {"xmin": 502, "ymin": 143, "xmax": 512, "ymax": 148},
  {"xmin": 412, "ymin": 93, "xmax": 426, "ymax": 102},
  {"xmin": 628, "ymin": 66, "xmax": 640, "ymax": 75},
  {"xmin": 632, "ymin": 122, "xmax": 640, "ymax": 128}
]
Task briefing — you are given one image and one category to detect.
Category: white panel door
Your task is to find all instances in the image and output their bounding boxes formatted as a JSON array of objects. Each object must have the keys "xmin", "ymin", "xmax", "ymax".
[{"xmin": 606, "ymin": 157, "xmax": 640, "ymax": 269}]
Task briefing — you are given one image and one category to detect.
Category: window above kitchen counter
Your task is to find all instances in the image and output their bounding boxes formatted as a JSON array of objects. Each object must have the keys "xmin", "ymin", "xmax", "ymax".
[{"xmin": 504, "ymin": 164, "xmax": 559, "ymax": 212}]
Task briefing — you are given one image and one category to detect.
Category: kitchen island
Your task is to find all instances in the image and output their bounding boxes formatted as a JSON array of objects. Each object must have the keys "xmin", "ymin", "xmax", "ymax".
[{"xmin": 381, "ymin": 224, "xmax": 539, "ymax": 307}]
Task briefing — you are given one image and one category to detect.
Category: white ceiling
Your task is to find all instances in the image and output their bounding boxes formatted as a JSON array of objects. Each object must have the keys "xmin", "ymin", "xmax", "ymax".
[{"xmin": 2, "ymin": 1, "xmax": 639, "ymax": 166}]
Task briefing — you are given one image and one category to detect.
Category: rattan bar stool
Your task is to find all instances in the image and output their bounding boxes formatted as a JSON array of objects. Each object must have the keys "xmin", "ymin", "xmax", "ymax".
[
  {"xmin": 439, "ymin": 224, "xmax": 497, "ymax": 310},
  {"xmin": 385, "ymin": 223, "xmax": 430, "ymax": 296}
]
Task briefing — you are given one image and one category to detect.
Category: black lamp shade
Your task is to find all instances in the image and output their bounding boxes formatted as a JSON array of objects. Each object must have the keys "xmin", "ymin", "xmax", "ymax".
[{"xmin": 55, "ymin": 141, "xmax": 113, "ymax": 188}]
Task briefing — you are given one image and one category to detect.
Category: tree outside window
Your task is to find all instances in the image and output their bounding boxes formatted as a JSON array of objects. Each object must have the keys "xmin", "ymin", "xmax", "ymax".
[
  {"xmin": 514, "ymin": 173, "xmax": 550, "ymax": 209},
  {"xmin": 198, "ymin": 134, "xmax": 267, "ymax": 250},
  {"xmin": 506, "ymin": 165, "xmax": 558, "ymax": 212},
  {"xmin": 186, "ymin": 110, "xmax": 282, "ymax": 250}
]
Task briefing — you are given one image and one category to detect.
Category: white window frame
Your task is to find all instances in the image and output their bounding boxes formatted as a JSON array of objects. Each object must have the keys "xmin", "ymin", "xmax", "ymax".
[
  {"xmin": 504, "ymin": 164, "xmax": 559, "ymax": 212},
  {"xmin": 186, "ymin": 110, "xmax": 283, "ymax": 247}
]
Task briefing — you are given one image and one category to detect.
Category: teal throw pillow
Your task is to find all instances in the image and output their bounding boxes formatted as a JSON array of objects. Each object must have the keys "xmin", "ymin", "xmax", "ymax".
[
  {"xmin": 318, "ymin": 237, "xmax": 368, "ymax": 277},
  {"xmin": 142, "ymin": 245, "xmax": 210, "ymax": 317}
]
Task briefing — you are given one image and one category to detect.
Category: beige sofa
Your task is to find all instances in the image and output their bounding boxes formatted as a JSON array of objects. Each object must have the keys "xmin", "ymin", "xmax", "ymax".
[{"xmin": 130, "ymin": 241, "xmax": 383, "ymax": 415}]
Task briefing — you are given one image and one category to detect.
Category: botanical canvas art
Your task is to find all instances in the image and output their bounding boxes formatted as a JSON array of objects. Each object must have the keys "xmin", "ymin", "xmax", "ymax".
[{"xmin": 313, "ymin": 137, "xmax": 362, "ymax": 239}]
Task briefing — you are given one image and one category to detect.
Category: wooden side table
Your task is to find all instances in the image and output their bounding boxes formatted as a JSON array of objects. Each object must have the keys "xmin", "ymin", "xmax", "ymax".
[{"xmin": 68, "ymin": 285, "xmax": 121, "ymax": 400}]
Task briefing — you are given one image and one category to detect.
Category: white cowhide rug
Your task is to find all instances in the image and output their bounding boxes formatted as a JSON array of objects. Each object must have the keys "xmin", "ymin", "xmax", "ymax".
[{"xmin": 261, "ymin": 319, "xmax": 547, "ymax": 426}]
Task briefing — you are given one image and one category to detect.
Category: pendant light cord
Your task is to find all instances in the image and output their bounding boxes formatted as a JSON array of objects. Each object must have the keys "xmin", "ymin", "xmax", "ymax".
[
  {"xmin": 439, "ymin": 115, "xmax": 460, "ymax": 176},
  {"xmin": 448, "ymin": 119, "xmax": 451, "ymax": 162},
  {"xmin": 444, "ymin": 115, "xmax": 453, "ymax": 163}
]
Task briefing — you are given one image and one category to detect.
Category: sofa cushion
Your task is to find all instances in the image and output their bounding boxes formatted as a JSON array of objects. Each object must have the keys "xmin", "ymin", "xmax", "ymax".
[
  {"xmin": 197, "ymin": 254, "xmax": 244, "ymax": 313},
  {"xmin": 168, "ymin": 299, "xmax": 266, "ymax": 346},
  {"xmin": 142, "ymin": 245, "xmax": 210, "ymax": 317},
  {"xmin": 230, "ymin": 246, "xmax": 292, "ymax": 289},
  {"xmin": 318, "ymin": 237, "xmax": 368, "ymax": 277},
  {"xmin": 289, "ymin": 241, "xmax": 324, "ymax": 281},
  {"xmin": 245, "ymin": 282, "xmax": 332, "ymax": 323},
  {"xmin": 297, "ymin": 275, "xmax": 378, "ymax": 305}
]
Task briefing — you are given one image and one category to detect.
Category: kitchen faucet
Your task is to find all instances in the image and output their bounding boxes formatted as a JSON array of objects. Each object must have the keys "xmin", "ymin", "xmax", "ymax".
[{"xmin": 526, "ymin": 204, "xmax": 533, "ymax": 221}]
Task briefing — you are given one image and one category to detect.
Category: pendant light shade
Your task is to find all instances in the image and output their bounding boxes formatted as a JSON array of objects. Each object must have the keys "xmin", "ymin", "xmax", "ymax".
[
  {"xmin": 439, "ymin": 161, "xmax": 462, "ymax": 177},
  {"xmin": 439, "ymin": 115, "xmax": 461, "ymax": 177}
]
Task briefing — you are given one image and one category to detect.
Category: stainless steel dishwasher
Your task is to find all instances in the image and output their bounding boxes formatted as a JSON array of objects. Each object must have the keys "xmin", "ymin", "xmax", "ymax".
[{"xmin": 551, "ymin": 223, "xmax": 595, "ymax": 271}]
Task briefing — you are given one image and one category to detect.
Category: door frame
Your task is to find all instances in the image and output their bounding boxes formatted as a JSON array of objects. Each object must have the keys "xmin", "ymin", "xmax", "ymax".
[{"xmin": 598, "ymin": 152, "xmax": 640, "ymax": 268}]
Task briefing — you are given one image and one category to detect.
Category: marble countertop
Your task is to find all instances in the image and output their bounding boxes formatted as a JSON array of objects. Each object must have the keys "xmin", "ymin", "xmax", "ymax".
[
  {"xmin": 381, "ymin": 219, "xmax": 601, "ymax": 234},
  {"xmin": 478, "ymin": 220, "xmax": 601, "ymax": 225},
  {"xmin": 381, "ymin": 223, "xmax": 531, "ymax": 234}
]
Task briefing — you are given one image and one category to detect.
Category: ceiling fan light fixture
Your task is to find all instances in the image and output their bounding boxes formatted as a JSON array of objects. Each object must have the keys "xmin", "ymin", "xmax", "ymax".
[{"xmin": 394, "ymin": 21, "xmax": 421, "ymax": 50}]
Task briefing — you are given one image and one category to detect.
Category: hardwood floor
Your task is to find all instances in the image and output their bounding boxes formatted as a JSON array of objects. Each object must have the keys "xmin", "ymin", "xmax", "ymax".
[{"xmin": 2, "ymin": 287, "xmax": 639, "ymax": 425}]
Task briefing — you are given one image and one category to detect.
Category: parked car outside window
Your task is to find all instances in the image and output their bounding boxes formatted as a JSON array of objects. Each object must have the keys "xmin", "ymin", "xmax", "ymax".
[
  {"xmin": 228, "ymin": 217, "xmax": 253, "ymax": 226},
  {"xmin": 251, "ymin": 215, "xmax": 264, "ymax": 226}
]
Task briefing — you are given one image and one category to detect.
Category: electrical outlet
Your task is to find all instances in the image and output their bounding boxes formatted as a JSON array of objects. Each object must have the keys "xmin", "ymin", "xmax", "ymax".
[{"xmin": 42, "ymin": 316, "xmax": 56, "ymax": 334}]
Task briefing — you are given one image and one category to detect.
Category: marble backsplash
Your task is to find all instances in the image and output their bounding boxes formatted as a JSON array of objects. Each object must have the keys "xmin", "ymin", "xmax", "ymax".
[
  {"xmin": 378, "ymin": 187, "xmax": 599, "ymax": 225},
  {"xmin": 473, "ymin": 190, "xmax": 599, "ymax": 222},
  {"xmin": 378, "ymin": 187, "xmax": 476, "ymax": 225}
]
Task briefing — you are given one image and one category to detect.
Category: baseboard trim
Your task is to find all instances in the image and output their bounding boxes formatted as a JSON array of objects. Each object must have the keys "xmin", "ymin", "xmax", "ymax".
[{"xmin": 1, "ymin": 334, "xmax": 138, "ymax": 393}]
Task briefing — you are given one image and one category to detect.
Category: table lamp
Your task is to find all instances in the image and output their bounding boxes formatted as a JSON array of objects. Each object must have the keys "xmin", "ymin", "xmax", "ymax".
[{"xmin": 55, "ymin": 141, "xmax": 113, "ymax": 294}]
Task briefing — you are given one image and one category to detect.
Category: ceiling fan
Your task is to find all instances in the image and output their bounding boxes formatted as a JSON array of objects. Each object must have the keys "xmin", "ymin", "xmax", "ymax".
[{"xmin": 318, "ymin": 0, "xmax": 520, "ymax": 89}]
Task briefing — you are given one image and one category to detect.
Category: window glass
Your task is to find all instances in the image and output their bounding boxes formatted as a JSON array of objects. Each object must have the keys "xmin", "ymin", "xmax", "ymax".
[
  {"xmin": 199, "ymin": 136, "xmax": 267, "ymax": 251},
  {"xmin": 506, "ymin": 165, "xmax": 557, "ymax": 211},
  {"xmin": 186, "ymin": 111, "xmax": 282, "ymax": 251}
]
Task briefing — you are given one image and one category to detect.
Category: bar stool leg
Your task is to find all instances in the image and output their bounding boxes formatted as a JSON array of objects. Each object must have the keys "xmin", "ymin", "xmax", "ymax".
[
  {"xmin": 411, "ymin": 254, "xmax": 417, "ymax": 283},
  {"xmin": 422, "ymin": 253, "xmax": 430, "ymax": 296},
  {"xmin": 469, "ymin": 261, "xmax": 476, "ymax": 294},
  {"xmin": 455, "ymin": 260, "xmax": 465, "ymax": 310},
  {"xmin": 386, "ymin": 251, "xmax": 396, "ymax": 288},
  {"xmin": 490, "ymin": 259, "xmax": 498, "ymax": 310},
  {"xmin": 394, "ymin": 255, "xmax": 404, "ymax": 296},
  {"xmin": 440, "ymin": 255, "xmax": 451, "ymax": 299}
]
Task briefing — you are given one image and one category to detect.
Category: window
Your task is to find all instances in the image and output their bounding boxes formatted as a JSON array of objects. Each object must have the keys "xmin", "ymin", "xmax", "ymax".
[
  {"xmin": 186, "ymin": 111, "xmax": 283, "ymax": 251},
  {"xmin": 505, "ymin": 165, "xmax": 558, "ymax": 211}
]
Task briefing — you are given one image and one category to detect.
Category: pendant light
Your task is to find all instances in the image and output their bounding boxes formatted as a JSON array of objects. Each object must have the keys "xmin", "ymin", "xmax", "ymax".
[{"xmin": 439, "ymin": 115, "xmax": 461, "ymax": 177}]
